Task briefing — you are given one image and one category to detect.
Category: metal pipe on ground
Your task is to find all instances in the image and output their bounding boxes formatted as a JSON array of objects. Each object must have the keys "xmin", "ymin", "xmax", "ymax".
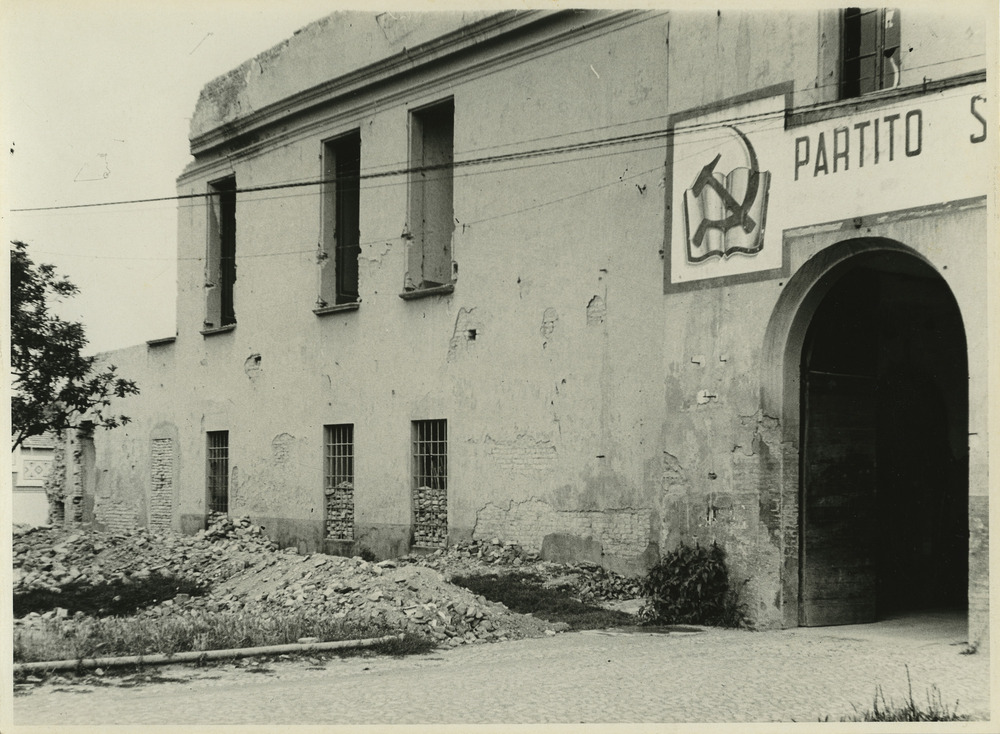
[{"xmin": 14, "ymin": 633, "xmax": 405, "ymax": 674}]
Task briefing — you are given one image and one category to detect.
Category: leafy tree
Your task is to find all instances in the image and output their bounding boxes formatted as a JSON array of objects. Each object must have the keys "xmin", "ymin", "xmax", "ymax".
[{"xmin": 10, "ymin": 240, "xmax": 139, "ymax": 451}]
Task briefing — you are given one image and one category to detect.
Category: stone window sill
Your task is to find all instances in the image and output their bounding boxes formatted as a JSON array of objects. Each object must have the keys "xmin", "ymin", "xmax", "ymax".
[
  {"xmin": 398, "ymin": 284, "xmax": 455, "ymax": 300},
  {"xmin": 313, "ymin": 301, "xmax": 361, "ymax": 316},
  {"xmin": 200, "ymin": 324, "xmax": 236, "ymax": 337}
]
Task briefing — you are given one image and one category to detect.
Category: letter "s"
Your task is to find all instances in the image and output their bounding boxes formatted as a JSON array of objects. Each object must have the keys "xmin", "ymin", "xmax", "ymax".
[{"xmin": 971, "ymin": 95, "xmax": 987, "ymax": 144}]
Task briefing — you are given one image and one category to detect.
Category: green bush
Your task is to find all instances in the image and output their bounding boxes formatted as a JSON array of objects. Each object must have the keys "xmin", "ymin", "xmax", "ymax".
[{"xmin": 640, "ymin": 541, "xmax": 749, "ymax": 628}]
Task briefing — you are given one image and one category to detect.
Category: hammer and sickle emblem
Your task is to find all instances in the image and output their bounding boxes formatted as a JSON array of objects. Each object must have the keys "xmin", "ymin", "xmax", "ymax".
[{"xmin": 690, "ymin": 126, "xmax": 761, "ymax": 248}]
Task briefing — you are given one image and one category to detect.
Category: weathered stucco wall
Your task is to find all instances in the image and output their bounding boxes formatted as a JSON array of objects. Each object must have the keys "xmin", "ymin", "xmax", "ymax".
[{"xmin": 89, "ymin": 9, "xmax": 990, "ymax": 634}]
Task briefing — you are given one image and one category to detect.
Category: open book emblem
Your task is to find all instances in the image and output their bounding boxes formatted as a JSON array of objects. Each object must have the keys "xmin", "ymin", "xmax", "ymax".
[{"xmin": 683, "ymin": 126, "xmax": 770, "ymax": 263}]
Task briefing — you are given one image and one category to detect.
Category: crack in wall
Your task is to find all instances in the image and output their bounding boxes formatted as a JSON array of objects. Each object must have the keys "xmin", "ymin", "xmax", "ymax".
[{"xmin": 447, "ymin": 307, "xmax": 482, "ymax": 362}]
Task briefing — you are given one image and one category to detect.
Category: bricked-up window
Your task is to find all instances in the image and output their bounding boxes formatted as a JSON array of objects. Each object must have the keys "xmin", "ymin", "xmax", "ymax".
[
  {"xmin": 205, "ymin": 176, "xmax": 237, "ymax": 328},
  {"xmin": 841, "ymin": 8, "xmax": 901, "ymax": 99},
  {"xmin": 405, "ymin": 99, "xmax": 455, "ymax": 292},
  {"xmin": 319, "ymin": 131, "xmax": 361, "ymax": 307},
  {"xmin": 206, "ymin": 431, "xmax": 229, "ymax": 518},
  {"xmin": 412, "ymin": 419, "xmax": 447, "ymax": 547},
  {"xmin": 324, "ymin": 424, "xmax": 354, "ymax": 540}
]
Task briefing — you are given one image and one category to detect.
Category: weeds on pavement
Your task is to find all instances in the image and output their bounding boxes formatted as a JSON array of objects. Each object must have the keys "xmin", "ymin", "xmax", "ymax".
[{"xmin": 834, "ymin": 666, "xmax": 970, "ymax": 722}]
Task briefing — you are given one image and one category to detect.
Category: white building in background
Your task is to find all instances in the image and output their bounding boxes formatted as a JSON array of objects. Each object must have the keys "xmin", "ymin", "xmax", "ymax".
[{"xmin": 12, "ymin": 433, "xmax": 55, "ymax": 526}]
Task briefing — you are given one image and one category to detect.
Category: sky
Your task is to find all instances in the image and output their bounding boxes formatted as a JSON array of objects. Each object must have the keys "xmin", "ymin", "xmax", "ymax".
[{"xmin": 1, "ymin": 1, "xmax": 375, "ymax": 354}]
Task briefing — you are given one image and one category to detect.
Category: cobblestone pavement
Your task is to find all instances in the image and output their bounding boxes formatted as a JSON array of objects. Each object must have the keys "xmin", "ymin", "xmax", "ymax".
[{"xmin": 13, "ymin": 613, "xmax": 991, "ymax": 726}]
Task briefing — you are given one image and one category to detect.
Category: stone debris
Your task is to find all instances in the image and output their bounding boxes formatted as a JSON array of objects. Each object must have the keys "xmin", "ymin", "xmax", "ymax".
[
  {"xmin": 412, "ymin": 486, "xmax": 447, "ymax": 547},
  {"xmin": 12, "ymin": 518, "xmax": 571, "ymax": 645},
  {"xmin": 399, "ymin": 539, "xmax": 645, "ymax": 603},
  {"xmin": 324, "ymin": 481, "xmax": 354, "ymax": 541}
]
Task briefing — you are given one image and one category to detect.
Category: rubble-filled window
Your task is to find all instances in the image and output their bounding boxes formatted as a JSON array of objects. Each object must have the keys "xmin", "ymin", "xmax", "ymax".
[
  {"xmin": 319, "ymin": 131, "xmax": 361, "ymax": 308},
  {"xmin": 324, "ymin": 424, "xmax": 354, "ymax": 541},
  {"xmin": 206, "ymin": 430, "xmax": 229, "ymax": 522},
  {"xmin": 404, "ymin": 99, "xmax": 455, "ymax": 294},
  {"xmin": 205, "ymin": 175, "xmax": 237, "ymax": 329},
  {"xmin": 412, "ymin": 419, "xmax": 447, "ymax": 547},
  {"xmin": 841, "ymin": 8, "xmax": 901, "ymax": 99}
]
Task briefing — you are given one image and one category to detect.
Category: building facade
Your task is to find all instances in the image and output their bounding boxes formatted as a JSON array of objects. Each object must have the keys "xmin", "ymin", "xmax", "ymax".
[
  {"xmin": 11, "ymin": 433, "xmax": 55, "ymax": 526},
  {"xmin": 81, "ymin": 9, "xmax": 992, "ymax": 640}
]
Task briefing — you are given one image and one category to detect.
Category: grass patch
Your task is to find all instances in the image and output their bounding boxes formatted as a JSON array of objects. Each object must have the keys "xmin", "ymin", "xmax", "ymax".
[
  {"xmin": 15, "ymin": 572, "xmax": 207, "ymax": 618},
  {"xmin": 13, "ymin": 610, "xmax": 411, "ymax": 664},
  {"xmin": 829, "ymin": 667, "xmax": 971, "ymax": 722},
  {"xmin": 451, "ymin": 571, "xmax": 635, "ymax": 630}
]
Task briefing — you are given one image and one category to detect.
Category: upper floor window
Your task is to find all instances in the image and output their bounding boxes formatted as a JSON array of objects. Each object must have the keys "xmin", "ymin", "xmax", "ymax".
[
  {"xmin": 319, "ymin": 131, "xmax": 361, "ymax": 308},
  {"xmin": 405, "ymin": 99, "xmax": 455, "ymax": 294},
  {"xmin": 205, "ymin": 175, "xmax": 237, "ymax": 329},
  {"xmin": 841, "ymin": 8, "xmax": 901, "ymax": 99}
]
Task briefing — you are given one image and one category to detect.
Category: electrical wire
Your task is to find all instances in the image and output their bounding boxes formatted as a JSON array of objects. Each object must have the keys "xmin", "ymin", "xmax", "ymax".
[{"xmin": 10, "ymin": 62, "xmax": 984, "ymax": 216}]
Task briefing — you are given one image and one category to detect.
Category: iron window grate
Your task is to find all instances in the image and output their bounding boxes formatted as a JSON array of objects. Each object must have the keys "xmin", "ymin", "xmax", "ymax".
[
  {"xmin": 207, "ymin": 430, "xmax": 229, "ymax": 515},
  {"xmin": 413, "ymin": 419, "xmax": 447, "ymax": 490},
  {"xmin": 325, "ymin": 424, "xmax": 354, "ymax": 489}
]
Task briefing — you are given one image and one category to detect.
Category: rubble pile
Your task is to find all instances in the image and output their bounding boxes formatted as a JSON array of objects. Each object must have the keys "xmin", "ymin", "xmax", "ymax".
[
  {"xmin": 402, "ymin": 538, "xmax": 644, "ymax": 603},
  {"xmin": 14, "ymin": 518, "xmax": 646, "ymax": 649},
  {"xmin": 13, "ymin": 518, "xmax": 278, "ymax": 597},
  {"xmin": 12, "ymin": 520, "xmax": 555, "ymax": 645}
]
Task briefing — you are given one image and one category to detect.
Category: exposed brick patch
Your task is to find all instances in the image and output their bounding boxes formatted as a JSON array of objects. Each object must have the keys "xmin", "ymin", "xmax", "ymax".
[
  {"xmin": 150, "ymin": 438, "xmax": 174, "ymax": 533},
  {"xmin": 97, "ymin": 500, "xmax": 139, "ymax": 534},
  {"xmin": 325, "ymin": 480, "xmax": 355, "ymax": 540},
  {"xmin": 413, "ymin": 485, "xmax": 447, "ymax": 547},
  {"xmin": 474, "ymin": 498, "xmax": 650, "ymax": 556},
  {"xmin": 486, "ymin": 435, "xmax": 557, "ymax": 477}
]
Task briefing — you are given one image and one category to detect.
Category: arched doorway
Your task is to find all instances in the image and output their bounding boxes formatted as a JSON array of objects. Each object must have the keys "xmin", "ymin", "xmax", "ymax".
[{"xmin": 797, "ymin": 250, "xmax": 968, "ymax": 625}]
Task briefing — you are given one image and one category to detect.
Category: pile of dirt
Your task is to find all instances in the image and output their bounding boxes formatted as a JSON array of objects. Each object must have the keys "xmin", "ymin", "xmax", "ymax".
[
  {"xmin": 12, "ymin": 520, "xmax": 559, "ymax": 645},
  {"xmin": 402, "ymin": 539, "xmax": 645, "ymax": 602},
  {"xmin": 13, "ymin": 519, "xmax": 279, "ymax": 598}
]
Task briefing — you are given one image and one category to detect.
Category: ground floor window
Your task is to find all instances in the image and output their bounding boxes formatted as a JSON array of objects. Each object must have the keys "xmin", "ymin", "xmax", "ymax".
[
  {"xmin": 324, "ymin": 424, "xmax": 354, "ymax": 540},
  {"xmin": 206, "ymin": 430, "xmax": 229, "ymax": 523},
  {"xmin": 412, "ymin": 419, "xmax": 447, "ymax": 547}
]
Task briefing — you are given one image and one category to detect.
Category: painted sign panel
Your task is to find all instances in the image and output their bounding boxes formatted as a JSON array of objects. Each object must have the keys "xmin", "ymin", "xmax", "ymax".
[{"xmin": 665, "ymin": 80, "xmax": 988, "ymax": 292}]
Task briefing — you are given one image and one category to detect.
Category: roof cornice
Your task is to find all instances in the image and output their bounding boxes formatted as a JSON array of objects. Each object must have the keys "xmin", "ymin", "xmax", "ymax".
[{"xmin": 189, "ymin": 10, "xmax": 562, "ymax": 157}]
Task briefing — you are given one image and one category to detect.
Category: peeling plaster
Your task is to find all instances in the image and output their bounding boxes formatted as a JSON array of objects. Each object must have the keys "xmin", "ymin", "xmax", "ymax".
[
  {"xmin": 540, "ymin": 307, "xmax": 558, "ymax": 346},
  {"xmin": 660, "ymin": 451, "xmax": 690, "ymax": 496},
  {"xmin": 586, "ymin": 295, "xmax": 606, "ymax": 325},
  {"xmin": 364, "ymin": 240, "xmax": 393, "ymax": 263},
  {"xmin": 472, "ymin": 496, "xmax": 651, "ymax": 558},
  {"xmin": 734, "ymin": 410, "xmax": 781, "ymax": 456},
  {"xmin": 244, "ymin": 353, "xmax": 262, "ymax": 379},
  {"xmin": 271, "ymin": 433, "xmax": 294, "ymax": 464}
]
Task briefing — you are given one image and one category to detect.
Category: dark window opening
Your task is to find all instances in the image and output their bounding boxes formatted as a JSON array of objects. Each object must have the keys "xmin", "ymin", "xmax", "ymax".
[
  {"xmin": 320, "ymin": 132, "xmax": 361, "ymax": 307},
  {"xmin": 206, "ymin": 176, "xmax": 237, "ymax": 328},
  {"xmin": 842, "ymin": 8, "xmax": 901, "ymax": 99},
  {"xmin": 207, "ymin": 430, "xmax": 229, "ymax": 518},
  {"xmin": 413, "ymin": 419, "xmax": 447, "ymax": 490}
]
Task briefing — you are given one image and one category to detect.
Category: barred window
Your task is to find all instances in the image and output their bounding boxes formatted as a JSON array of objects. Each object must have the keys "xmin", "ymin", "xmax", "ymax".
[
  {"xmin": 324, "ymin": 424, "xmax": 355, "ymax": 541},
  {"xmin": 412, "ymin": 419, "xmax": 447, "ymax": 490},
  {"xmin": 412, "ymin": 419, "xmax": 447, "ymax": 548},
  {"xmin": 206, "ymin": 430, "xmax": 229, "ymax": 516}
]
